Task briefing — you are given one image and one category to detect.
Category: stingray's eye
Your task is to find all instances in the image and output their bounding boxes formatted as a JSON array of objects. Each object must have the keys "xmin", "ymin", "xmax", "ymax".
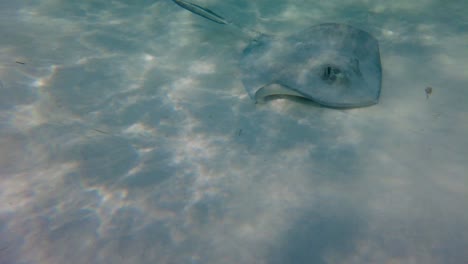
[
  {"xmin": 322, "ymin": 66, "xmax": 331, "ymax": 79},
  {"xmin": 320, "ymin": 64, "xmax": 351, "ymax": 87},
  {"xmin": 322, "ymin": 65, "xmax": 341, "ymax": 82}
]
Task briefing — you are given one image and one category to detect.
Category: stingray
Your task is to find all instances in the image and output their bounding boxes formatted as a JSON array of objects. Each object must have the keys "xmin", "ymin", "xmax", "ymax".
[{"xmin": 172, "ymin": 0, "xmax": 382, "ymax": 108}]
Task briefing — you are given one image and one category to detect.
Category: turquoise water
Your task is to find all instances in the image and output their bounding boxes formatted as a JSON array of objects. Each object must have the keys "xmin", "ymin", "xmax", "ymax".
[{"xmin": 1, "ymin": 1, "xmax": 467, "ymax": 263}]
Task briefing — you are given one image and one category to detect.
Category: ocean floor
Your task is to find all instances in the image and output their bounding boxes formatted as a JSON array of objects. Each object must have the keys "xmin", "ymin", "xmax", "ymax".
[{"xmin": 0, "ymin": 0, "xmax": 467, "ymax": 263}]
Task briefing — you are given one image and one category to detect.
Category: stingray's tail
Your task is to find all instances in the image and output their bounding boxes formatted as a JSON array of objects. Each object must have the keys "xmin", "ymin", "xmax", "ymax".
[
  {"xmin": 172, "ymin": 0, "xmax": 262, "ymax": 40},
  {"xmin": 172, "ymin": 0, "xmax": 230, "ymax": 25}
]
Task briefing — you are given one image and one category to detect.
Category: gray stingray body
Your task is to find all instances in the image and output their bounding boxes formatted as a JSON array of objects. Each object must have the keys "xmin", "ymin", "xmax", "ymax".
[{"xmin": 172, "ymin": 0, "xmax": 382, "ymax": 108}]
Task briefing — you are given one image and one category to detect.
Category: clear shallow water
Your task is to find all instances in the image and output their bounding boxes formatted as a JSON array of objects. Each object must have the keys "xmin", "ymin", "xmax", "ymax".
[{"xmin": 0, "ymin": 0, "xmax": 467, "ymax": 263}]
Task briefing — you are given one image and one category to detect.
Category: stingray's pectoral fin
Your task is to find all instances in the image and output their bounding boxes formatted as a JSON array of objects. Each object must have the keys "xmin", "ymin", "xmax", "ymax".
[
  {"xmin": 172, "ymin": 0, "xmax": 229, "ymax": 25},
  {"xmin": 253, "ymin": 83, "xmax": 303, "ymax": 103}
]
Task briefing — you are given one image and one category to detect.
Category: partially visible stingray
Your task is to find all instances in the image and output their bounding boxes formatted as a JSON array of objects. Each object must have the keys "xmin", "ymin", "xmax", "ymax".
[{"xmin": 172, "ymin": 0, "xmax": 382, "ymax": 108}]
